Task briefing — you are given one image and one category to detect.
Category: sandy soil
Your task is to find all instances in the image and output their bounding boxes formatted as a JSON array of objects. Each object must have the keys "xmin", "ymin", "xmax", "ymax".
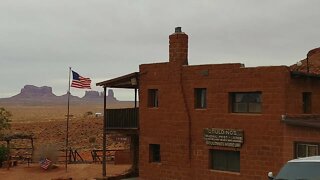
[
  {"xmin": 0, "ymin": 104, "xmax": 134, "ymax": 180},
  {"xmin": 0, "ymin": 163, "xmax": 131, "ymax": 180}
]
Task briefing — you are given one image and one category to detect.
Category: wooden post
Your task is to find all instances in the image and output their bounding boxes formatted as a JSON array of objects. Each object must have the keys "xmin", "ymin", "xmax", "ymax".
[
  {"xmin": 130, "ymin": 134, "xmax": 139, "ymax": 176},
  {"xmin": 31, "ymin": 138, "xmax": 34, "ymax": 163},
  {"xmin": 102, "ymin": 86, "xmax": 107, "ymax": 177},
  {"xmin": 6, "ymin": 140, "xmax": 10, "ymax": 170}
]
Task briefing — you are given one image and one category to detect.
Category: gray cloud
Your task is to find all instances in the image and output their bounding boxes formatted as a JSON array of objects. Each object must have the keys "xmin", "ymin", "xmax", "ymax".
[{"xmin": 0, "ymin": 0, "xmax": 319, "ymax": 99}]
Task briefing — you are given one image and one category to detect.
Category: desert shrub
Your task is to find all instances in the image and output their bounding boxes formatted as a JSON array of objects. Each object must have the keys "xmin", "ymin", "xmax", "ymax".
[
  {"xmin": 33, "ymin": 144, "xmax": 59, "ymax": 165},
  {"xmin": 89, "ymin": 136, "xmax": 97, "ymax": 149},
  {"xmin": 0, "ymin": 107, "xmax": 11, "ymax": 132},
  {"xmin": 89, "ymin": 136, "xmax": 96, "ymax": 144},
  {"xmin": 84, "ymin": 111, "xmax": 93, "ymax": 118},
  {"xmin": 0, "ymin": 145, "xmax": 9, "ymax": 168}
]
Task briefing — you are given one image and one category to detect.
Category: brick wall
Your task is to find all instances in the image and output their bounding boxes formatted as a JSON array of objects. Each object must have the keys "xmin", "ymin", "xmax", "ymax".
[
  {"xmin": 139, "ymin": 62, "xmax": 294, "ymax": 179},
  {"xmin": 137, "ymin": 28, "xmax": 320, "ymax": 180},
  {"xmin": 139, "ymin": 62, "xmax": 192, "ymax": 179}
]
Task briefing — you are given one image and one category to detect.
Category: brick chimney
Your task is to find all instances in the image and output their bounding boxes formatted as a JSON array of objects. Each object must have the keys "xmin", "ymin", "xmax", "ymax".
[{"xmin": 169, "ymin": 27, "xmax": 188, "ymax": 65}]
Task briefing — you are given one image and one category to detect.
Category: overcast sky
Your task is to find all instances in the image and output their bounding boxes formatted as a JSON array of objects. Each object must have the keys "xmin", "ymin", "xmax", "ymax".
[{"xmin": 0, "ymin": 0, "xmax": 319, "ymax": 100}]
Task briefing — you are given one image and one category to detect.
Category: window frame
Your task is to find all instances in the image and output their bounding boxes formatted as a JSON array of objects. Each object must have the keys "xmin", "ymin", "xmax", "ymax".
[
  {"xmin": 149, "ymin": 144, "xmax": 161, "ymax": 163},
  {"xmin": 230, "ymin": 92, "xmax": 262, "ymax": 113},
  {"xmin": 294, "ymin": 142, "xmax": 319, "ymax": 158},
  {"xmin": 209, "ymin": 149, "xmax": 240, "ymax": 173},
  {"xmin": 194, "ymin": 88, "xmax": 207, "ymax": 109},
  {"xmin": 148, "ymin": 89, "xmax": 159, "ymax": 108}
]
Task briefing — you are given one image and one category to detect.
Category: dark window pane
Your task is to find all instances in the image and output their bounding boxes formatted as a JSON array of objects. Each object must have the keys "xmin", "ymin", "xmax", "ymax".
[
  {"xmin": 233, "ymin": 103, "xmax": 248, "ymax": 112},
  {"xmin": 303, "ymin": 92, "xmax": 312, "ymax": 114},
  {"xmin": 308, "ymin": 145, "xmax": 318, "ymax": 156},
  {"xmin": 211, "ymin": 149, "xmax": 240, "ymax": 172},
  {"xmin": 195, "ymin": 88, "xmax": 207, "ymax": 109},
  {"xmin": 149, "ymin": 144, "xmax": 161, "ymax": 163},
  {"xmin": 228, "ymin": 151, "xmax": 240, "ymax": 172},
  {"xmin": 231, "ymin": 92, "xmax": 261, "ymax": 113},
  {"xmin": 297, "ymin": 144, "xmax": 307, "ymax": 158},
  {"xmin": 212, "ymin": 150, "xmax": 227, "ymax": 170},
  {"xmin": 154, "ymin": 90, "xmax": 158, "ymax": 107},
  {"xmin": 296, "ymin": 143, "xmax": 319, "ymax": 158},
  {"xmin": 248, "ymin": 103, "xmax": 261, "ymax": 112},
  {"xmin": 148, "ymin": 89, "xmax": 159, "ymax": 107}
]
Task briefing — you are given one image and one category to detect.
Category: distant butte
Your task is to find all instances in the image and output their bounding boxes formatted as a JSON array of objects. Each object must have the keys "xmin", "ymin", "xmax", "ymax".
[{"xmin": 0, "ymin": 85, "xmax": 118, "ymax": 105}]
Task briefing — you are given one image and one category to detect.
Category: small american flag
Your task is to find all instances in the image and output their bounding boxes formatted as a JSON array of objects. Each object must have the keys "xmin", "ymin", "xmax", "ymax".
[
  {"xmin": 71, "ymin": 70, "xmax": 91, "ymax": 89},
  {"xmin": 39, "ymin": 158, "xmax": 52, "ymax": 170}
]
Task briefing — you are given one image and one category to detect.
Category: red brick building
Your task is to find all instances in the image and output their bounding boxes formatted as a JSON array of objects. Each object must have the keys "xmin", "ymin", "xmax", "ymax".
[{"xmin": 98, "ymin": 28, "xmax": 320, "ymax": 180}]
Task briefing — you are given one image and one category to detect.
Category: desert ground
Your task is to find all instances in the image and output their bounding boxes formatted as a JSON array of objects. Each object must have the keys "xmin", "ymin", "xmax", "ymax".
[
  {"xmin": 0, "ymin": 164, "xmax": 131, "ymax": 180},
  {"xmin": 0, "ymin": 102, "xmax": 135, "ymax": 179}
]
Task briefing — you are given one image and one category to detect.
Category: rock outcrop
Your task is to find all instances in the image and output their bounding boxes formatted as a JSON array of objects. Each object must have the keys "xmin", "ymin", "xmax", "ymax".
[
  {"xmin": 14, "ymin": 85, "xmax": 56, "ymax": 98},
  {"xmin": 0, "ymin": 85, "xmax": 119, "ymax": 105},
  {"xmin": 83, "ymin": 91, "xmax": 101, "ymax": 99},
  {"xmin": 82, "ymin": 90, "xmax": 117, "ymax": 103}
]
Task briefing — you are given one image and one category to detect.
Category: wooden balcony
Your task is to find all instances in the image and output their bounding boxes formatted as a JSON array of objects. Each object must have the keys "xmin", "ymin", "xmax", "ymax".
[{"xmin": 106, "ymin": 108, "xmax": 139, "ymax": 130}]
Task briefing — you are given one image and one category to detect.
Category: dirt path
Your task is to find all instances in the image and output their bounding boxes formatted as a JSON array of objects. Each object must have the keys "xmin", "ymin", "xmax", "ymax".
[{"xmin": 0, "ymin": 163, "xmax": 131, "ymax": 180}]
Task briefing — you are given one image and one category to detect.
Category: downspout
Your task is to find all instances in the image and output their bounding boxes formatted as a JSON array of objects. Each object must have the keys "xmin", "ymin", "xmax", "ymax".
[{"xmin": 179, "ymin": 66, "xmax": 192, "ymax": 161}]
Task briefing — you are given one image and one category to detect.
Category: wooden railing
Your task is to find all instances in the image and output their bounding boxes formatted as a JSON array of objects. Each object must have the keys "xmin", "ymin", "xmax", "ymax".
[
  {"xmin": 106, "ymin": 108, "xmax": 138, "ymax": 129},
  {"xmin": 58, "ymin": 148, "xmax": 85, "ymax": 164}
]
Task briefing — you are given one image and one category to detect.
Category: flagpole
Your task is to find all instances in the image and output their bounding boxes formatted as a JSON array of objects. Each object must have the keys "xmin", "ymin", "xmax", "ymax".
[{"xmin": 65, "ymin": 67, "xmax": 71, "ymax": 172}]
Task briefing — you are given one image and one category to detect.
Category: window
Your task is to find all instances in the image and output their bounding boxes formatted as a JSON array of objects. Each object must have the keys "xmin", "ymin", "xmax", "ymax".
[
  {"xmin": 230, "ymin": 92, "xmax": 261, "ymax": 113},
  {"xmin": 149, "ymin": 144, "xmax": 161, "ymax": 163},
  {"xmin": 148, "ymin": 89, "xmax": 158, "ymax": 107},
  {"xmin": 195, "ymin": 88, "xmax": 207, "ymax": 109},
  {"xmin": 303, "ymin": 92, "xmax": 312, "ymax": 114},
  {"xmin": 210, "ymin": 149, "xmax": 240, "ymax": 172},
  {"xmin": 295, "ymin": 142, "xmax": 319, "ymax": 158}
]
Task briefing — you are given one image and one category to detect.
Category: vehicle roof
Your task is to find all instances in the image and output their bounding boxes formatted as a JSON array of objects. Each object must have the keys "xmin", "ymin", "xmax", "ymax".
[{"xmin": 289, "ymin": 156, "xmax": 320, "ymax": 163}]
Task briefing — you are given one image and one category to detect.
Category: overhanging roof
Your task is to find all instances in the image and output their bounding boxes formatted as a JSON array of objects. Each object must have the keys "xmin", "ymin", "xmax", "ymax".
[
  {"xmin": 96, "ymin": 72, "xmax": 139, "ymax": 89},
  {"xmin": 291, "ymin": 71, "xmax": 320, "ymax": 79},
  {"xmin": 282, "ymin": 115, "xmax": 320, "ymax": 129},
  {"xmin": 1, "ymin": 133, "xmax": 34, "ymax": 141}
]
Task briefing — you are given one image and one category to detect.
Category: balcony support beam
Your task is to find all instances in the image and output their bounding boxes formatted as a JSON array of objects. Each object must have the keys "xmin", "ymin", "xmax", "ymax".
[
  {"xmin": 102, "ymin": 86, "xmax": 107, "ymax": 177},
  {"xmin": 135, "ymin": 88, "xmax": 137, "ymax": 109}
]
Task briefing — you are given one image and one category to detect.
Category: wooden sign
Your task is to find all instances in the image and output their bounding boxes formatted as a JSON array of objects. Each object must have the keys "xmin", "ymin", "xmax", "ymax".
[{"xmin": 203, "ymin": 128, "xmax": 244, "ymax": 148}]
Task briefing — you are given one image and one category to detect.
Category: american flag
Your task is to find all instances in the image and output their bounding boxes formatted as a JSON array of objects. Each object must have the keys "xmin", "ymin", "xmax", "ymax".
[
  {"xmin": 39, "ymin": 158, "xmax": 52, "ymax": 170},
  {"xmin": 71, "ymin": 70, "xmax": 91, "ymax": 89}
]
